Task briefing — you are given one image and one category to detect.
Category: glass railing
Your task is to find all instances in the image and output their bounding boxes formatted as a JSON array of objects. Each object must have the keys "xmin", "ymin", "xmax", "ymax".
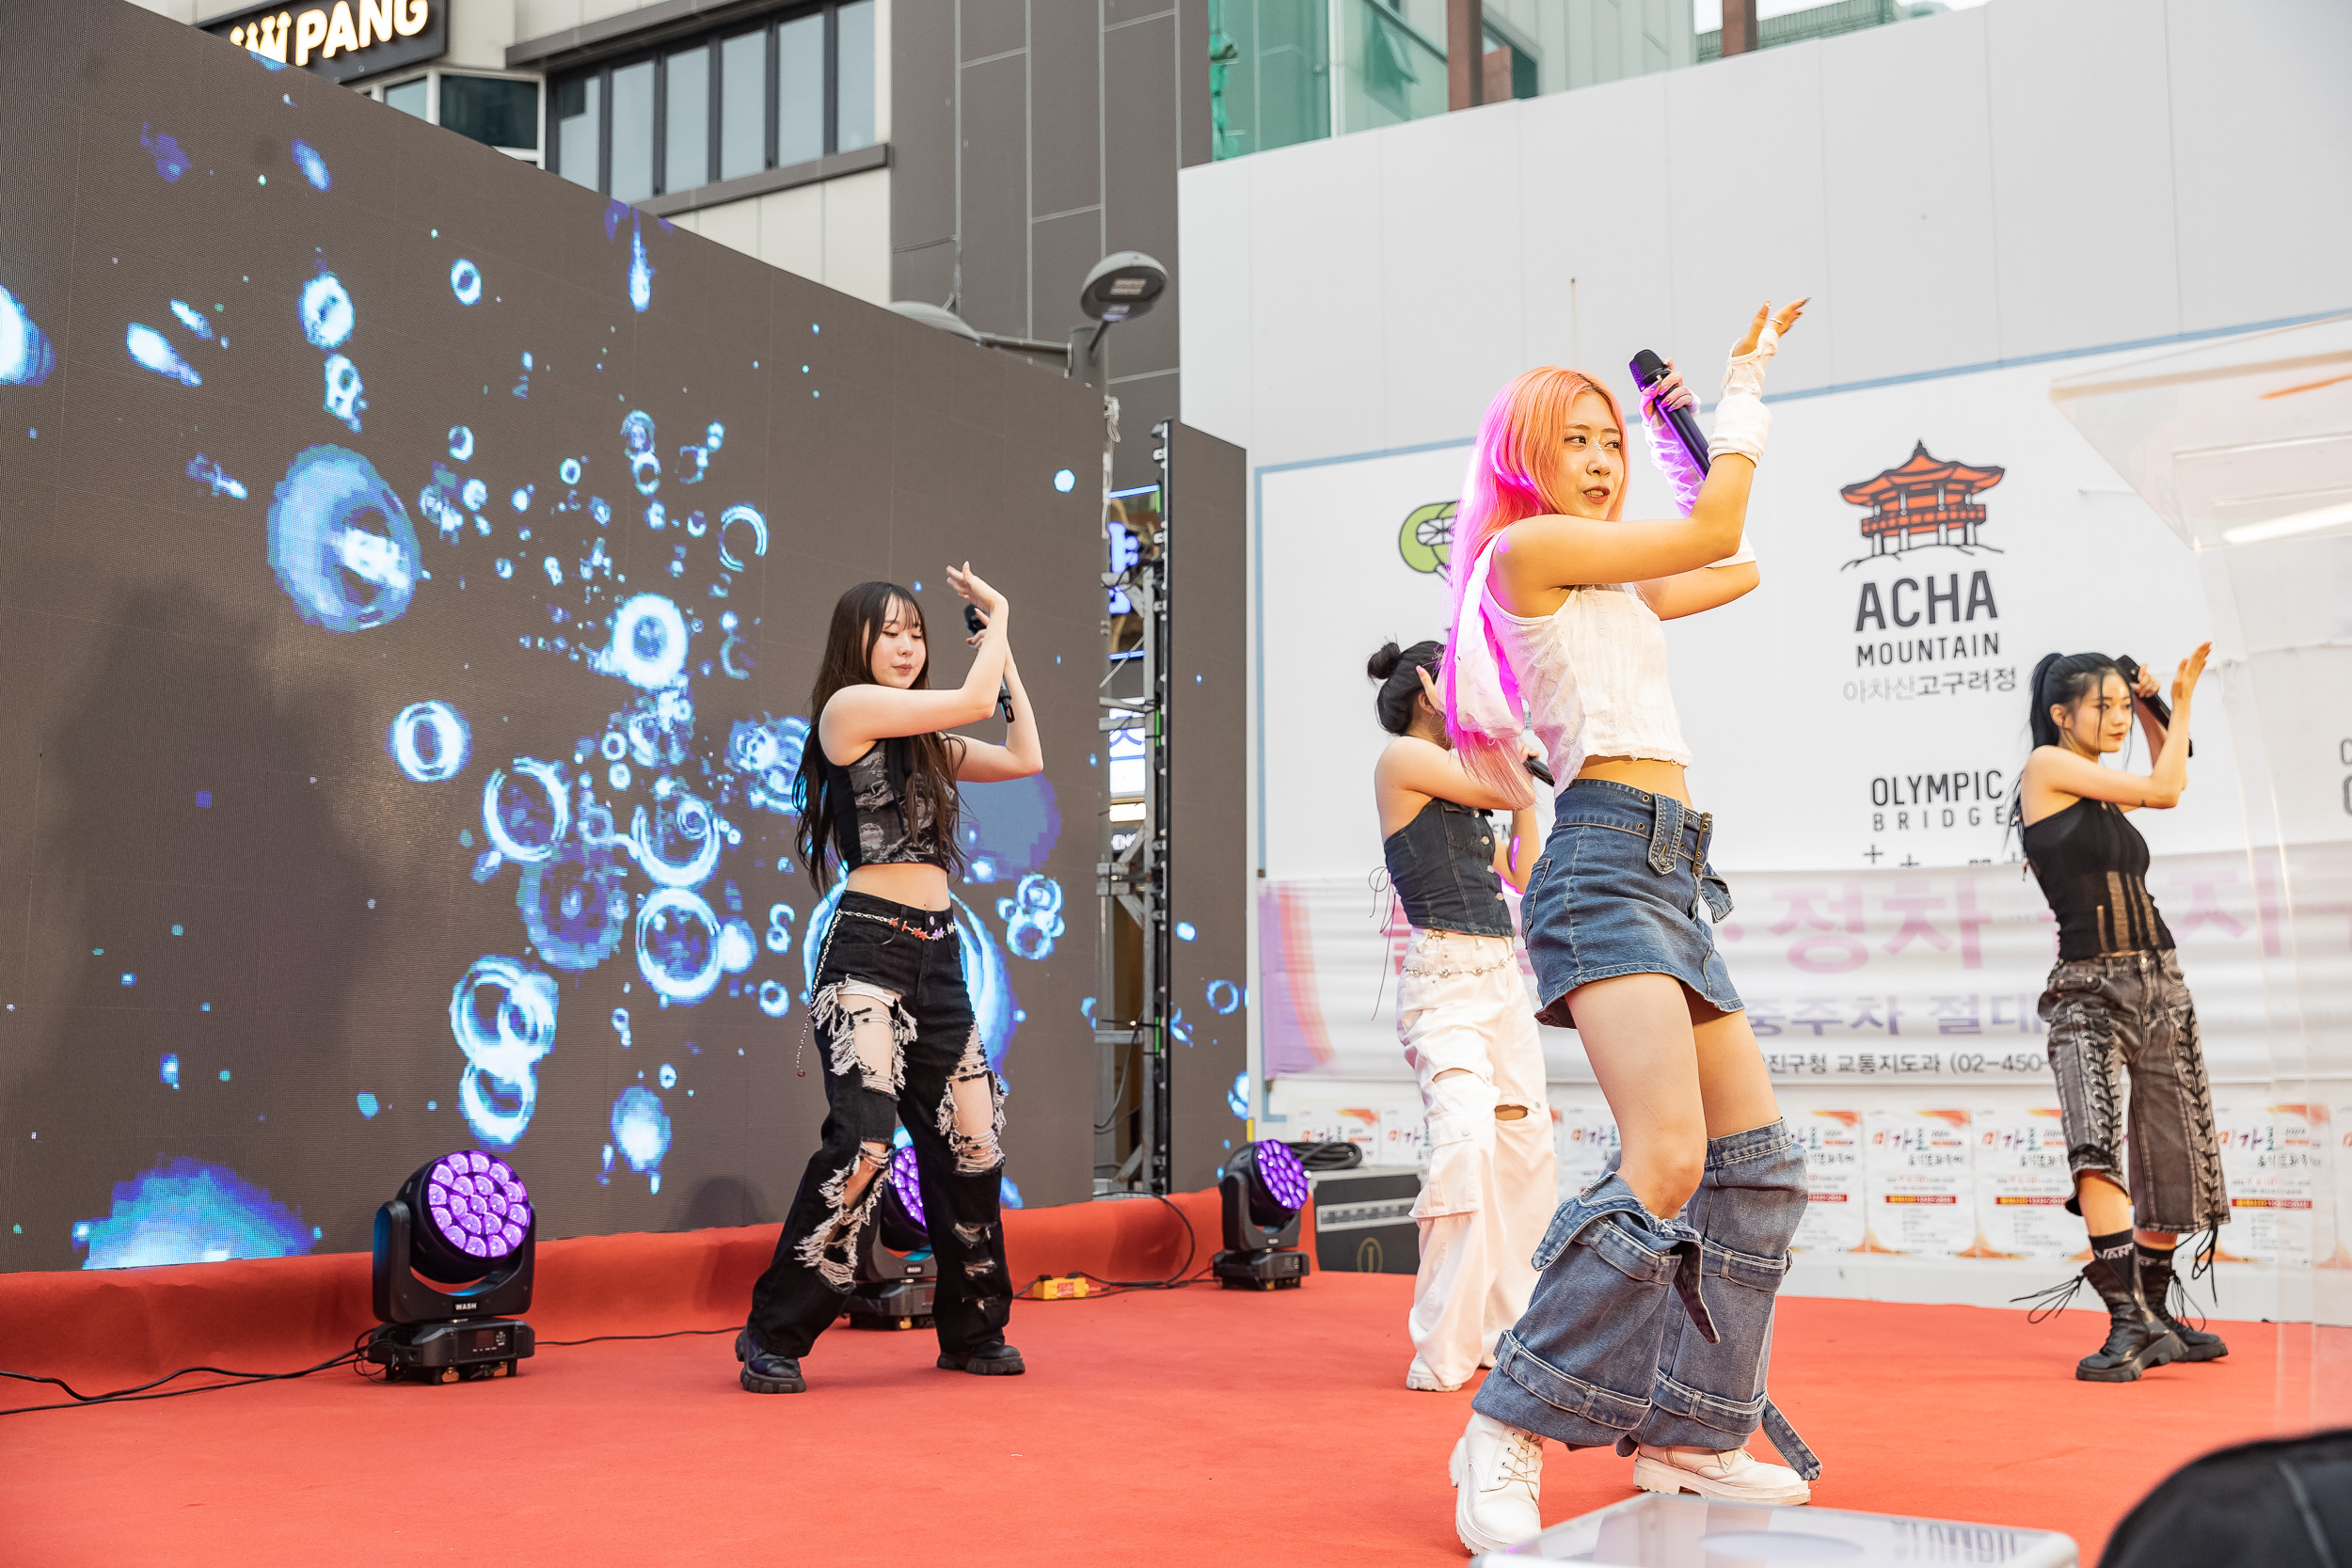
[{"xmin": 1209, "ymin": 0, "xmax": 1951, "ymax": 162}]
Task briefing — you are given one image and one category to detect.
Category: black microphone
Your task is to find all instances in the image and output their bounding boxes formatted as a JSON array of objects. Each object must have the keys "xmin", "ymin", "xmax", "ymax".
[
  {"xmin": 2114, "ymin": 655, "xmax": 2191, "ymax": 758},
  {"xmin": 1629, "ymin": 349, "xmax": 1710, "ymax": 477},
  {"xmin": 1525, "ymin": 756, "xmax": 1554, "ymax": 788},
  {"xmin": 963, "ymin": 605, "xmax": 1015, "ymax": 722}
]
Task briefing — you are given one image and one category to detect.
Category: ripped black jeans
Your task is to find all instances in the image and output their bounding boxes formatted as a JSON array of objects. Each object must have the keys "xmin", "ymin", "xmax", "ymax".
[{"xmin": 747, "ymin": 891, "xmax": 1011, "ymax": 1358}]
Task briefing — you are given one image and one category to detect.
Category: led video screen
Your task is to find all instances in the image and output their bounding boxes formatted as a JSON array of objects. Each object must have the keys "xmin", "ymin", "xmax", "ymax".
[{"xmin": 0, "ymin": 0, "xmax": 1115, "ymax": 1271}]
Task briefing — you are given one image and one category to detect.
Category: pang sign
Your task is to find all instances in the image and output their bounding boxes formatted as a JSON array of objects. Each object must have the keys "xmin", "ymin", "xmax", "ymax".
[{"xmin": 205, "ymin": 0, "xmax": 446, "ymax": 84}]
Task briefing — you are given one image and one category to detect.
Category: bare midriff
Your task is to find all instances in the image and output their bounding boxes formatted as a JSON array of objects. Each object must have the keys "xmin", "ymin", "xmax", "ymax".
[
  {"xmin": 846, "ymin": 862, "xmax": 953, "ymax": 911},
  {"xmin": 1575, "ymin": 754, "xmax": 1692, "ymax": 806}
]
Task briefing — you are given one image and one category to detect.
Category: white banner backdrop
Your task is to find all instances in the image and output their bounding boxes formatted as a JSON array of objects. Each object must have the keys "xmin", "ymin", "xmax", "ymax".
[{"xmin": 1255, "ymin": 354, "xmax": 2249, "ymax": 887}]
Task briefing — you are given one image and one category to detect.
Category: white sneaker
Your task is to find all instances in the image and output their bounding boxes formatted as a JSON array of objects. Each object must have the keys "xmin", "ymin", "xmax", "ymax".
[
  {"xmin": 1632, "ymin": 1444, "xmax": 1811, "ymax": 1506},
  {"xmin": 1406, "ymin": 1354, "xmax": 1464, "ymax": 1392},
  {"xmin": 1451, "ymin": 1412, "xmax": 1544, "ymax": 1553}
]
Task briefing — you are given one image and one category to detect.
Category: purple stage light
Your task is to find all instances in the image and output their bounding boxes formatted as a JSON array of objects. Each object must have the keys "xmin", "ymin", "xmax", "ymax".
[
  {"xmin": 1249, "ymin": 1139, "xmax": 1310, "ymax": 1214},
  {"xmin": 889, "ymin": 1145, "xmax": 925, "ymax": 1230},
  {"xmin": 422, "ymin": 1150, "xmax": 532, "ymax": 1263}
]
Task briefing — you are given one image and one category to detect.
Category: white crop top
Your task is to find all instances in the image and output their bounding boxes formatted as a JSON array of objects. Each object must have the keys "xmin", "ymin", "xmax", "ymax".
[{"xmin": 1483, "ymin": 582, "xmax": 1692, "ymax": 785}]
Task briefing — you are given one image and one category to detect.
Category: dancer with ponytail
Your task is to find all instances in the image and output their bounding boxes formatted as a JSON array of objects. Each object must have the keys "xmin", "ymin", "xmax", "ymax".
[
  {"xmin": 2012, "ymin": 646, "xmax": 2228, "ymax": 1382},
  {"xmin": 1366, "ymin": 640, "xmax": 1553, "ymax": 1395},
  {"xmin": 1438, "ymin": 302, "xmax": 1818, "ymax": 1553},
  {"xmin": 738, "ymin": 569, "xmax": 1041, "ymax": 1394}
]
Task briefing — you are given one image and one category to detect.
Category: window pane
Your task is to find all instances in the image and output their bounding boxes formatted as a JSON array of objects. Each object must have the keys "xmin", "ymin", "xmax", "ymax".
[
  {"xmin": 384, "ymin": 76, "xmax": 429, "ymax": 119},
  {"xmin": 719, "ymin": 30, "xmax": 767, "ymax": 182},
  {"xmin": 440, "ymin": 74, "xmax": 539, "ymax": 150},
  {"xmin": 835, "ymin": 0, "xmax": 876, "ymax": 152},
  {"xmin": 777, "ymin": 13, "xmax": 822, "ymax": 166},
  {"xmin": 610, "ymin": 59, "xmax": 655, "ymax": 203},
  {"xmin": 555, "ymin": 74, "xmax": 599, "ymax": 190},
  {"xmin": 664, "ymin": 45, "xmax": 709, "ymax": 193}
]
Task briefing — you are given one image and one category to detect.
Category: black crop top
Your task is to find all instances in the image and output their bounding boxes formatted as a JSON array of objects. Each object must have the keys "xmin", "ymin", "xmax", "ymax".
[
  {"xmin": 1382, "ymin": 798, "xmax": 1514, "ymax": 938},
  {"xmin": 2021, "ymin": 800, "xmax": 2174, "ymax": 960},
  {"xmin": 815, "ymin": 737, "xmax": 950, "ymax": 873}
]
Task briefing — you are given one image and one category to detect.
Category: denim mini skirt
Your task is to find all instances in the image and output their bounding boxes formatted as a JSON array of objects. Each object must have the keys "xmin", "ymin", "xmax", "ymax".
[{"xmin": 1521, "ymin": 779, "xmax": 1741, "ymax": 1028}]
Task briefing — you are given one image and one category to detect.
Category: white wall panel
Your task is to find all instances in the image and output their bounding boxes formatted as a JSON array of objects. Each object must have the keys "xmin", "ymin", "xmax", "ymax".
[
  {"xmin": 1662, "ymin": 43, "xmax": 1835, "ymax": 392},
  {"xmin": 753, "ymin": 184, "xmax": 826, "ymax": 284},
  {"xmin": 2166, "ymin": 0, "xmax": 2352, "ymax": 332},
  {"xmin": 1984, "ymin": 0, "xmax": 2179, "ymax": 359},
  {"xmin": 1374, "ymin": 103, "xmax": 1527, "ymax": 450},
  {"xmin": 1245, "ymin": 134, "xmax": 1390, "ymax": 466},
  {"xmin": 820, "ymin": 166, "xmax": 891, "ymax": 306},
  {"xmin": 1817, "ymin": 10, "xmax": 2000, "ymax": 385},
  {"xmin": 1176, "ymin": 165, "xmax": 1256, "ymax": 451},
  {"xmin": 1515, "ymin": 71, "xmax": 1677, "ymax": 380}
]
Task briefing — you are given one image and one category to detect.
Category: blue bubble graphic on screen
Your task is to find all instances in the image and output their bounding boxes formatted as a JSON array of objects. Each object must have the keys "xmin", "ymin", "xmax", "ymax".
[
  {"xmin": 959, "ymin": 774, "xmax": 1061, "ymax": 879},
  {"xmin": 450, "ymin": 956, "xmax": 558, "ymax": 1148},
  {"xmin": 518, "ymin": 843, "xmax": 630, "ymax": 972},
  {"xmin": 298, "ymin": 271, "xmax": 354, "ymax": 350},
  {"xmin": 631, "ymin": 787, "xmax": 721, "ymax": 888},
  {"xmin": 159, "ymin": 1053, "xmax": 180, "ymax": 1088},
  {"xmin": 482, "ymin": 759, "xmax": 569, "ymax": 863},
  {"xmin": 604, "ymin": 594, "xmax": 689, "ymax": 688},
  {"xmin": 389, "ymin": 701, "xmax": 470, "ymax": 782},
  {"xmin": 995, "ymin": 874, "xmax": 1065, "ymax": 961},
  {"xmin": 716, "ymin": 503, "xmax": 766, "ymax": 570},
  {"xmin": 139, "ymin": 122, "xmax": 190, "ymax": 182},
  {"xmin": 0, "ymin": 284, "xmax": 56, "ymax": 387},
  {"xmin": 1000, "ymin": 1175, "xmax": 1024, "ymax": 1209},
  {"xmin": 291, "ymin": 139, "xmax": 331, "ymax": 191},
  {"xmin": 267, "ymin": 445, "xmax": 420, "ymax": 632},
  {"xmin": 125, "ymin": 324, "xmax": 200, "ymax": 387},
  {"xmin": 1176, "ymin": 921, "xmax": 1198, "ymax": 942},
  {"xmin": 1206, "ymin": 979, "xmax": 1242, "ymax": 1015},
  {"xmin": 628, "ymin": 222, "xmax": 655, "ymax": 313},
  {"xmin": 1054, "ymin": 468, "xmax": 1075, "ymax": 493},
  {"xmin": 450, "ymin": 259, "xmax": 482, "ymax": 306},
  {"xmin": 638, "ymin": 886, "xmax": 723, "ymax": 1005},
  {"xmin": 75, "ymin": 1158, "xmax": 313, "ymax": 1270},
  {"xmin": 1227, "ymin": 1070, "xmax": 1249, "ymax": 1119},
  {"xmin": 610, "ymin": 1085, "xmax": 672, "ymax": 1191},
  {"xmin": 167, "ymin": 299, "xmax": 215, "ymax": 341},
  {"xmin": 185, "ymin": 453, "xmax": 247, "ymax": 499},
  {"xmin": 450, "ymin": 425, "xmax": 474, "ymax": 461},
  {"xmin": 357, "ymin": 1091, "xmax": 380, "ymax": 1119}
]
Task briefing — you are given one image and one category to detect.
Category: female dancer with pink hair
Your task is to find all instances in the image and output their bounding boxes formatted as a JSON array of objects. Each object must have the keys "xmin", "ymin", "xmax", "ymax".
[{"xmin": 1438, "ymin": 302, "xmax": 1820, "ymax": 1553}]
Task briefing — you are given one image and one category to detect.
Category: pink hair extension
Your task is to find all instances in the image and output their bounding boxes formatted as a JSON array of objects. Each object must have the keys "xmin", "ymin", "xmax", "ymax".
[{"xmin": 1441, "ymin": 367, "xmax": 1629, "ymax": 792}]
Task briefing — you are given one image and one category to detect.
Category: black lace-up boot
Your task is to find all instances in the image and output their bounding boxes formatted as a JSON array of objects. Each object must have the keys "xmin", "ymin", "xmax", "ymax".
[
  {"xmin": 2137, "ymin": 1242, "xmax": 2228, "ymax": 1362},
  {"xmin": 2074, "ymin": 1231, "xmax": 2182, "ymax": 1382}
]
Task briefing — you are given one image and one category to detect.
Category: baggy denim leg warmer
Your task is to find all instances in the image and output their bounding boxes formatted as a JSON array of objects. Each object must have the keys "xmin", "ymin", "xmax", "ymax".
[
  {"xmin": 1470, "ymin": 1172, "xmax": 1718, "ymax": 1449},
  {"xmin": 1629, "ymin": 1120, "xmax": 1819, "ymax": 1479}
]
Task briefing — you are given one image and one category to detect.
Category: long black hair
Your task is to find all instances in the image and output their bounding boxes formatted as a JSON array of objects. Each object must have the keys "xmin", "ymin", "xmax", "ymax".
[
  {"xmin": 1366, "ymin": 640, "xmax": 1445, "ymax": 736},
  {"xmin": 793, "ymin": 581, "xmax": 966, "ymax": 891},
  {"xmin": 2009, "ymin": 651, "xmax": 2124, "ymax": 831}
]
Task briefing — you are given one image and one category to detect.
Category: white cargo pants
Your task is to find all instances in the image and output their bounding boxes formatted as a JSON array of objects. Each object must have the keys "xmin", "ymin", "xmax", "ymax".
[{"xmin": 1396, "ymin": 927, "xmax": 1555, "ymax": 1391}]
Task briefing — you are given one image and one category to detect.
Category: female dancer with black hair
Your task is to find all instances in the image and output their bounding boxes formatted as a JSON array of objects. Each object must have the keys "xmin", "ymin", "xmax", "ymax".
[
  {"xmin": 739, "ymin": 567, "xmax": 1041, "ymax": 1394},
  {"xmin": 2014, "ymin": 645, "xmax": 2228, "ymax": 1381},
  {"xmin": 1438, "ymin": 301, "xmax": 1819, "ymax": 1552},
  {"xmin": 1368, "ymin": 639, "xmax": 1553, "ymax": 1394}
]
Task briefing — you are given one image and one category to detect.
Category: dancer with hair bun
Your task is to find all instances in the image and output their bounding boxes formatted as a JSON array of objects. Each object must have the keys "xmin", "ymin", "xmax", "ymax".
[
  {"xmin": 2012, "ymin": 645, "xmax": 2228, "ymax": 1382},
  {"xmin": 1437, "ymin": 302, "xmax": 1820, "ymax": 1554},
  {"xmin": 1366, "ymin": 639, "xmax": 1553, "ymax": 1396}
]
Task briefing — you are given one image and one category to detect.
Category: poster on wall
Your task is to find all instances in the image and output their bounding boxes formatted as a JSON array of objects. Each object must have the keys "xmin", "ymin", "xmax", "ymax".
[
  {"xmin": 1970, "ymin": 1106, "xmax": 2077, "ymax": 1260},
  {"xmin": 1790, "ymin": 1109, "xmax": 1866, "ymax": 1254},
  {"xmin": 1863, "ymin": 1109, "xmax": 1973, "ymax": 1256}
]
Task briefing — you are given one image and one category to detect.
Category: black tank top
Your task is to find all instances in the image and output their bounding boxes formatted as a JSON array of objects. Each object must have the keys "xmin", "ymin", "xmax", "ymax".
[
  {"xmin": 1382, "ymin": 798, "xmax": 1514, "ymax": 938},
  {"xmin": 2021, "ymin": 800, "xmax": 2174, "ymax": 960},
  {"xmin": 815, "ymin": 737, "xmax": 950, "ymax": 873}
]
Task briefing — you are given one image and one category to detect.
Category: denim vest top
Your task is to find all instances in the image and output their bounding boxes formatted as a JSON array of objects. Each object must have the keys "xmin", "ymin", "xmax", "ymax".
[{"xmin": 1382, "ymin": 798, "xmax": 1513, "ymax": 937}]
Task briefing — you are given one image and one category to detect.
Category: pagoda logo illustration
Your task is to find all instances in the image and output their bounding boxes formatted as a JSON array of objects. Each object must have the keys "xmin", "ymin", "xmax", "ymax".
[{"xmin": 1840, "ymin": 441, "xmax": 2006, "ymax": 569}]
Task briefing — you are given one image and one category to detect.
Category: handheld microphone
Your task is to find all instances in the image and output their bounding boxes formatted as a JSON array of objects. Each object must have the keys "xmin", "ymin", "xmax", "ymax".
[
  {"xmin": 1525, "ymin": 756, "xmax": 1554, "ymax": 788},
  {"xmin": 1629, "ymin": 349, "xmax": 1710, "ymax": 477},
  {"xmin": 963, "ymin": 605, "xmax": 1016, "ymax": 722},
  {"xmin": 2114, "ymin": 655, "xmax": 2191, "ymax": 757}
]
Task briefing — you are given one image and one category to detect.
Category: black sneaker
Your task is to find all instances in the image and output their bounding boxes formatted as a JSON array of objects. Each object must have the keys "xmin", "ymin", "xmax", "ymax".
[
  {"xmin": 937, "ymin": 1340, "xmax": 1025, "ymax": 1376},
  {"xmin": 737, "ymin": 1328, "xmax": 807, "ymax": 1393}
]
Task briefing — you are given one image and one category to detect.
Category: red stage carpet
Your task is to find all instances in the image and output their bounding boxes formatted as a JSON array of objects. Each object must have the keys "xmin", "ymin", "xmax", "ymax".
[{"xmin": 1, "ymin": 1205, "xmax": 2285, "ymax": 1566}]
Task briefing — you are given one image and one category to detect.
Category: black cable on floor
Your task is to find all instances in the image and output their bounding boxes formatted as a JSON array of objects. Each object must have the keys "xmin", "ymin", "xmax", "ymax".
[{"xmin": 0, "ymin": 1347, "xmax": 368, "ymax": 1417}]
